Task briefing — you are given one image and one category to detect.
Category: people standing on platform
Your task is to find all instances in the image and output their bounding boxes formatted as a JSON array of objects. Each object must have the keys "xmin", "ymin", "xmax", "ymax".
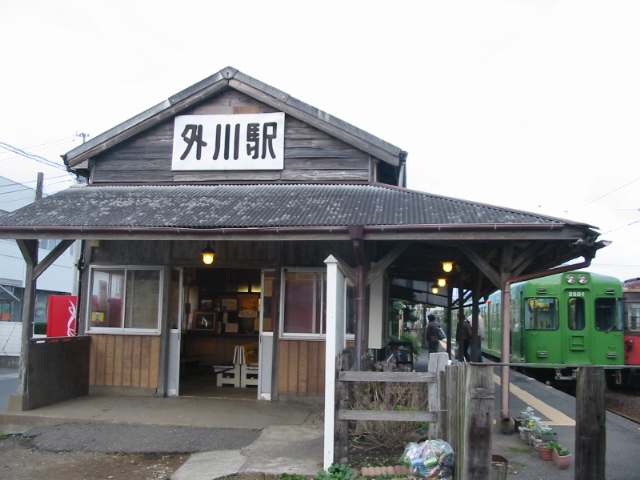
[
  {"xmin": 467, "ymin": 314, "xmax": 484, "ymax": 362},
  {"xmin": 456, "ymin": 315, "xmax": 472, "ymax": 361},
  {"xmin": 425, "ymin": 314, "xmax": 442, "ymax": 355}
]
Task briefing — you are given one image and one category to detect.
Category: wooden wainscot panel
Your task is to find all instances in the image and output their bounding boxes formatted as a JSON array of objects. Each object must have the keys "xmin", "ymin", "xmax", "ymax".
[
  {"xmin": 278, "ymin": 339, "xmax": 326, "ymax": 396},
  {"xmin": 89, "ymin": 334, "xmax": 160, "ymax": 389}
]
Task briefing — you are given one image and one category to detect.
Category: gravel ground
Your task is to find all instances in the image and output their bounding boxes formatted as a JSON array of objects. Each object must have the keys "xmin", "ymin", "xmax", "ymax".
[{"xmin": 0, "ymin": 423, "xmax": 262, "ymax": 480}]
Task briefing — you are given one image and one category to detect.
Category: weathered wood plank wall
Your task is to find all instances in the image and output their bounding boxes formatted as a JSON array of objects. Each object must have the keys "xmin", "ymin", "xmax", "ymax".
[
  {"xmin": 89, "ymin": 334, "xmax": 160, "ymax": 389},
  {"xmin": 91, "ymin": 91, "xmax": 373, "ymax": 184},
  {"xmin": 278, "ymin": 339, "xmax": 325, "ymax": 396}
]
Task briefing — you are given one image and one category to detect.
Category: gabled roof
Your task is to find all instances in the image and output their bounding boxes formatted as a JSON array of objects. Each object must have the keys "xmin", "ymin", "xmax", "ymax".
[
  {"xmin": 63, "ymin": 67, "xmax": 405, "ymax": 170},
  {"xmin": 0, "ymin": 182, "xmax": 597, "ymax": 240}
]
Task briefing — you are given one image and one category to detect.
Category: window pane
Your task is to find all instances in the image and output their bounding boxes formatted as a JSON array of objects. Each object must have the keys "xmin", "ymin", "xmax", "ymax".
[
  {"xmin": 595, "ymin": 298, "xmax": 622, "ymax": 331},
  {"xmin": 346, "ymin": 284, "xmax": 356, "ymax": 335},
  {"xmin": 628, "ymin": 302, "xmax": 640, "ymax": 332},
  {"xmin": 90, "ymin": 270, "xmax": 125, "ymax": 328},
  {"xmin": 283, "ymin": 272, "xmax": 315, "ymax": 333},
  {"xmin": 525, "ymin": 298, "xmax": 558, "ymax": 330},
  {"xmin": 568, "ymin": 297, "xmax": 585, "ymax": 330},
  {"xmin": 125, "ymin": 270, "xmax": 160, "ymax": 329}
]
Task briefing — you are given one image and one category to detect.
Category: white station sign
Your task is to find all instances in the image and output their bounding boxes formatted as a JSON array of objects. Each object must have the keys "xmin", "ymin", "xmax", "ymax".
[{"xmin": 171, "ymin": 113, "xmax": 285, "ymax": 171}]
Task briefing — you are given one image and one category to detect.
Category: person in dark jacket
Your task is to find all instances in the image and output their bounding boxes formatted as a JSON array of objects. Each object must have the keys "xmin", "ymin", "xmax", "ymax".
[
  {"xmin": 456, "ymin": 315, "xmax": 472, "ymax": 361},
  {"xmin": 425, "ymin": 314, "xmax": 442, "ymax": 355}
]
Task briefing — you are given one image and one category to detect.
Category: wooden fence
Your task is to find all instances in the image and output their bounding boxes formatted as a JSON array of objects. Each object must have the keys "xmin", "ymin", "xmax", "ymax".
[{"xmin": 333, "ymin": 352, "xmax": 495, "ymax": 480}]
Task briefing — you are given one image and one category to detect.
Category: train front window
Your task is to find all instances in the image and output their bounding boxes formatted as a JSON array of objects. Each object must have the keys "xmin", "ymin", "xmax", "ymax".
[
  {"xmin": 568, "ymin": 297, "xmax": 585, "ymax": 330},
  {"xmin": 525, "ymin": 298, "xmax": 558, "ymax": 330},
  {"xmin": 595, "ymin": 298, "xmax": 623, "ymax": 331}
]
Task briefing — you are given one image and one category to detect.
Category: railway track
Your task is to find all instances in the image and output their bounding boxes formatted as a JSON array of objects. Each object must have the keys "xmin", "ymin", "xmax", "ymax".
[{"xmin": 606, "ymin": 388, "xmax": 640, "ymax": 424}]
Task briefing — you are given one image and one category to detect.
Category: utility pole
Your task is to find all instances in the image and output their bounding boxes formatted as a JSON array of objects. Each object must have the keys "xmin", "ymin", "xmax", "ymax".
[
  {"xmin": 35, "ymin": 172, "xmax": 44, "ymax": 201},
  {"xmin": 75, "ymin": 132, "xmax": 90, "ymax": 143}
]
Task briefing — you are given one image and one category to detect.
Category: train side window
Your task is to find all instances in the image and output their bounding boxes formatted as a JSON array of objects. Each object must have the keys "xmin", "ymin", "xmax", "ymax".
[
  {"xmin": 525, "ymin": 298, "xmax": 558, "ymax": 330},
  {"xmin": 595, "ymin": 298, "xmax": 623, "ymax": 331},
  {"xmin": 568, "ymin": 297, "xmax": 585, "ymax": 330},
  {"xmin": 628, "ymin": 302, "xmax": 640, "ymax": 332}
]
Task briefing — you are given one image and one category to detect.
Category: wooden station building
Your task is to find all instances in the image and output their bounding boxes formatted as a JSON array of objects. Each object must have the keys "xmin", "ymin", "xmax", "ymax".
[{"xmin": 0, "ymin": 67, "xmax": 606, "ymax": 410}]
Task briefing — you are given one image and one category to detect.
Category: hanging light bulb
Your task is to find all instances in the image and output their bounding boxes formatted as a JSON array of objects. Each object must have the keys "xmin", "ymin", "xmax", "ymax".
[
  {"xmin": 437, "ymin": 278, "xmax": 447, "ymax": 287},
  {"xmin": 442, "ymin": 262, "xmax": 453, "ymax": 273},
  {"xmin": 201, "ymin": 243, "xmax": 216, "ymax": 265},
  {"xmin": 431, "ymin": 287, "xmax": 439, "ymax": 294}
]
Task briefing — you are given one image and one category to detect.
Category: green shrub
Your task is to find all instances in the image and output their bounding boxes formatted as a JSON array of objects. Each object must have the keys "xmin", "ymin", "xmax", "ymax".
[{"xmin": 33, "ymin": 323, "xmax": 47, "ymax": 335}]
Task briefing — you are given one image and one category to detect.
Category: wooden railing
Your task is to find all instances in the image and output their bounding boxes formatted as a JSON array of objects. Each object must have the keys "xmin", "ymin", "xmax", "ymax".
[{"xmin": 333, "ymin": 352, "xmax": 494, "ymax": 480}]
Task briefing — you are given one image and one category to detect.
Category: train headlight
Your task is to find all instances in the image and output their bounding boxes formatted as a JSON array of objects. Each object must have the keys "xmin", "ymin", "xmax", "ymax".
[
  {"xmin": 566, "ymin": 275, "xmax": 576, "ymax": 284},
  {"xmin": 578, "ymin": 274, "xmax": 588, "ymax": 284}
]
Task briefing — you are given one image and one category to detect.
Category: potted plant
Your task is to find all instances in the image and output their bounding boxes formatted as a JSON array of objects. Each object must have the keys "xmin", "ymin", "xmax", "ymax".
[
  {"xmin": 535, "ymin": 442, "xmax": 553, "ymax": 461},
  {"xmin": 538, "ymin": 424, "xmax": 558, "ymax": 442},
  {"xmin": 551, "ymin": 444, "xmax": 572, "ymax": 470}
]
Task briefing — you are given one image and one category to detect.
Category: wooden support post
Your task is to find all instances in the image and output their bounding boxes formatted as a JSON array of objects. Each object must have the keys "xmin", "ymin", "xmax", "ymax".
[{"xmin": 576, "ymin": 367, "xmax": 606, "ymax": 480}]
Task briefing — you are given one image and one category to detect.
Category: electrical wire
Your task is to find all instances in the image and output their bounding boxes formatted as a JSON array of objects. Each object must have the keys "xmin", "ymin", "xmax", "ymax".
[{"xmin": 0, "ymin": 141, "xmax": 68, "ymax": 171}]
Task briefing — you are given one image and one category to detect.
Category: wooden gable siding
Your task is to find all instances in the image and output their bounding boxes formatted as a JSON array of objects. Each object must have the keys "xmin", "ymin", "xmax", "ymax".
[
  {"xmin": 278, "ymin": 339, "xmax": 325, "ymax": 396},
  {"xmin": 89, "ymin": 334, "xmax": 160, "ymax": 389},
  {"xmin": 91, "ymin": 90, "xmax": 372, "ymax": 184}
]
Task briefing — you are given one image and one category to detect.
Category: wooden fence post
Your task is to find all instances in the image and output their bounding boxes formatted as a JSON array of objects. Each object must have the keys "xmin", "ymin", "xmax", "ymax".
[
  {"xmin": 576, "ymin": 367, "xmax": 606, "ymax": 480},
  {"xmin": 428, "ymin": 352, "xmax": 449, "ymax": 439},
  {"xmin": 463, "ymin": 364, "xmax": 494, "ymax": 480},
  {"xmin": 334, "ymin": 353, "xmax": 350, "ymax": 464}
]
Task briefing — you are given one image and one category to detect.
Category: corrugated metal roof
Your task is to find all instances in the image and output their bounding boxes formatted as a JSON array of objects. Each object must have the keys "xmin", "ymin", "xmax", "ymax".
[{"xmin": 0, "ymin": 183, "xmax": 592, "ymax": 231}]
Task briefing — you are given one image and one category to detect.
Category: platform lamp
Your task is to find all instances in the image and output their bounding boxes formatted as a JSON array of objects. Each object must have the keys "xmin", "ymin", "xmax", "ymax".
[
  {"xmin": 442, "ymin": 262, "xmax": 454, "ymax": 273},
  {"xmin": 201, "ymin": 243, "xmax": 217, "ymax": 265},
  {"xmin": 431, "ymin": 287, "xmax": 439, "ymax": 294},
  {"xmin": 437, "ymin": 278, "xmax": 447, "ymax": 287}
]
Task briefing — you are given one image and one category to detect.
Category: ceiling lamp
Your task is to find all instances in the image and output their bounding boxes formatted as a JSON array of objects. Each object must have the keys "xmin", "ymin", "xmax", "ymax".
[
  {"xmin": 442, "ymin": 262, "xmax": 454, "ymax": 273},
  {"xmin": 437, "ymin": 278, "xmax": 447, "ymax": 287},
  {"xmin": 431, "ymin": 287, "xmax": 439, "ymax": 294},
  {"xmin": 201, "ymin": 243, "xmax": 217, "ymax": 265}
]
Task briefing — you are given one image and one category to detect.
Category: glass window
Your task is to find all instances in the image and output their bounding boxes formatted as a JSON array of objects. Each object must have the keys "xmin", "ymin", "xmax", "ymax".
[
  {"xmin": 282, "ymin": 271, "xmax": 326, "ymax": 335},
  {"xmin": 568, "ymin": 297, "xmax": 585, "ymax": 330},
  {"xmin": 628, "ymin": 302, "xmax": 640, "ymax": 333},
  {"xmin": 595, "ymin": 298, "xmax": 623, "ymax": 331},
  {"xmin": 345, "ymin": 283, "xmax": 356, "ymax": 336},
  {"xmin": 525, "ymin": 298, "xmax": 558, "ymax": 330},
  {"xmin": 88, "ymin": 267, "xmax": 162, "ymax": 333}
]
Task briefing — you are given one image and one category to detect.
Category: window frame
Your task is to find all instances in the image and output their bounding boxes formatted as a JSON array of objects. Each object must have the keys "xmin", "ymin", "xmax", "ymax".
[
  {"xmin": 279, "ymin": 267, "xmax": 355, "ymax": 340},
  {"xmin": 86, "ymin": 265, "xmax": 164, "ymax": 335}
]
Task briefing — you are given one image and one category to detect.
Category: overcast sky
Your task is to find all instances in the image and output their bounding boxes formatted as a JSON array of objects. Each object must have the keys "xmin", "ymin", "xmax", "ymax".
[{"xmin": 1, "ymin": 0, "xmax": 638, "ymax": 281}]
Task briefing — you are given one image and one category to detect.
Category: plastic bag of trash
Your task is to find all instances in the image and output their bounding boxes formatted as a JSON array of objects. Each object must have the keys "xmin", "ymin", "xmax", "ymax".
[{"xmin": 400, "ymin": 439, "xmax": 454, "ymax": 479}]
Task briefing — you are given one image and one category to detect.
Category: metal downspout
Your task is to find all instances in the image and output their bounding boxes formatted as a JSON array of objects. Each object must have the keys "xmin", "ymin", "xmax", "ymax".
[{"xmin": 499, "ymin": 255, "xmax": 593, "ymax": 420}]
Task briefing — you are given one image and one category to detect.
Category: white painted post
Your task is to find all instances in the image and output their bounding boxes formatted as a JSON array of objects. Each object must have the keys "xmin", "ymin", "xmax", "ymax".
[{"xmin": 324, "ymin": 255, "xmax": 347, "ymax": 469}]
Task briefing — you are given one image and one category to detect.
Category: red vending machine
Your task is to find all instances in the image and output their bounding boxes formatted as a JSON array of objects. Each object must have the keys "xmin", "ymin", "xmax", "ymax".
[{"xmin": 46, "ymin": 295, "xmax": 78, "ymax": 337}]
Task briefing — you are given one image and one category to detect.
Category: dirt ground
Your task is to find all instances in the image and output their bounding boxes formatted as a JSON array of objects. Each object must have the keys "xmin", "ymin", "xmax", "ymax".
[{"xmin": 0, "ymin": 434, "xmax": 189, "ymax": 480}]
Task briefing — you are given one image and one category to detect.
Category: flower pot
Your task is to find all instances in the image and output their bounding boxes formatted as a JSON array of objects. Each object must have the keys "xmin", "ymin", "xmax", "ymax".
[
  {"xmin": 535, "ymin": 443, "xmax": 553, "ymax": 461},
  {"xmin": 552, "ymin": 449, "xmax": 572, "ymax": 469},
  {"xmin": 518, "ymin": 427, "xmax": 531, "ymax": 443},
  {"xmin": 541, "ymin": 432, "xmax": 558, "ymax": 442}
]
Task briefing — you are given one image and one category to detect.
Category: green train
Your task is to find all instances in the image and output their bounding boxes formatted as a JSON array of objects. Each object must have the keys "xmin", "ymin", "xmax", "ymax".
[{"xmin": 480, "ymin": 271, "xmax": 624, "ymax": 382}]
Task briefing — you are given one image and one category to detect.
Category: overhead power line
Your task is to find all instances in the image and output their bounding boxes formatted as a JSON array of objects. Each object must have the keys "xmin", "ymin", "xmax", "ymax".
[{"xmin": 0, "ymin": 141, "xmax": 68, "ymax": 171}]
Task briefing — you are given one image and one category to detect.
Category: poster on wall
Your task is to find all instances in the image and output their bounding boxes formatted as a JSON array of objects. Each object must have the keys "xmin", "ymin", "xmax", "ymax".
[{"xmin": 171, "ymin": 113, "xmax": 285, "ymax": 171}]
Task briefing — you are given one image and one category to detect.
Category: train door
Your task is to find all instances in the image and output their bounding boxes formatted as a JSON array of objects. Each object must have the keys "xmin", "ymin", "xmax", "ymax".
[
  {"xmin": 564, "ymin": 292, "xmax": 591, "ymax": 365},
  {"xmin": 623, "ymin": 291, "xmax": 640, "ymax": 366}
]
